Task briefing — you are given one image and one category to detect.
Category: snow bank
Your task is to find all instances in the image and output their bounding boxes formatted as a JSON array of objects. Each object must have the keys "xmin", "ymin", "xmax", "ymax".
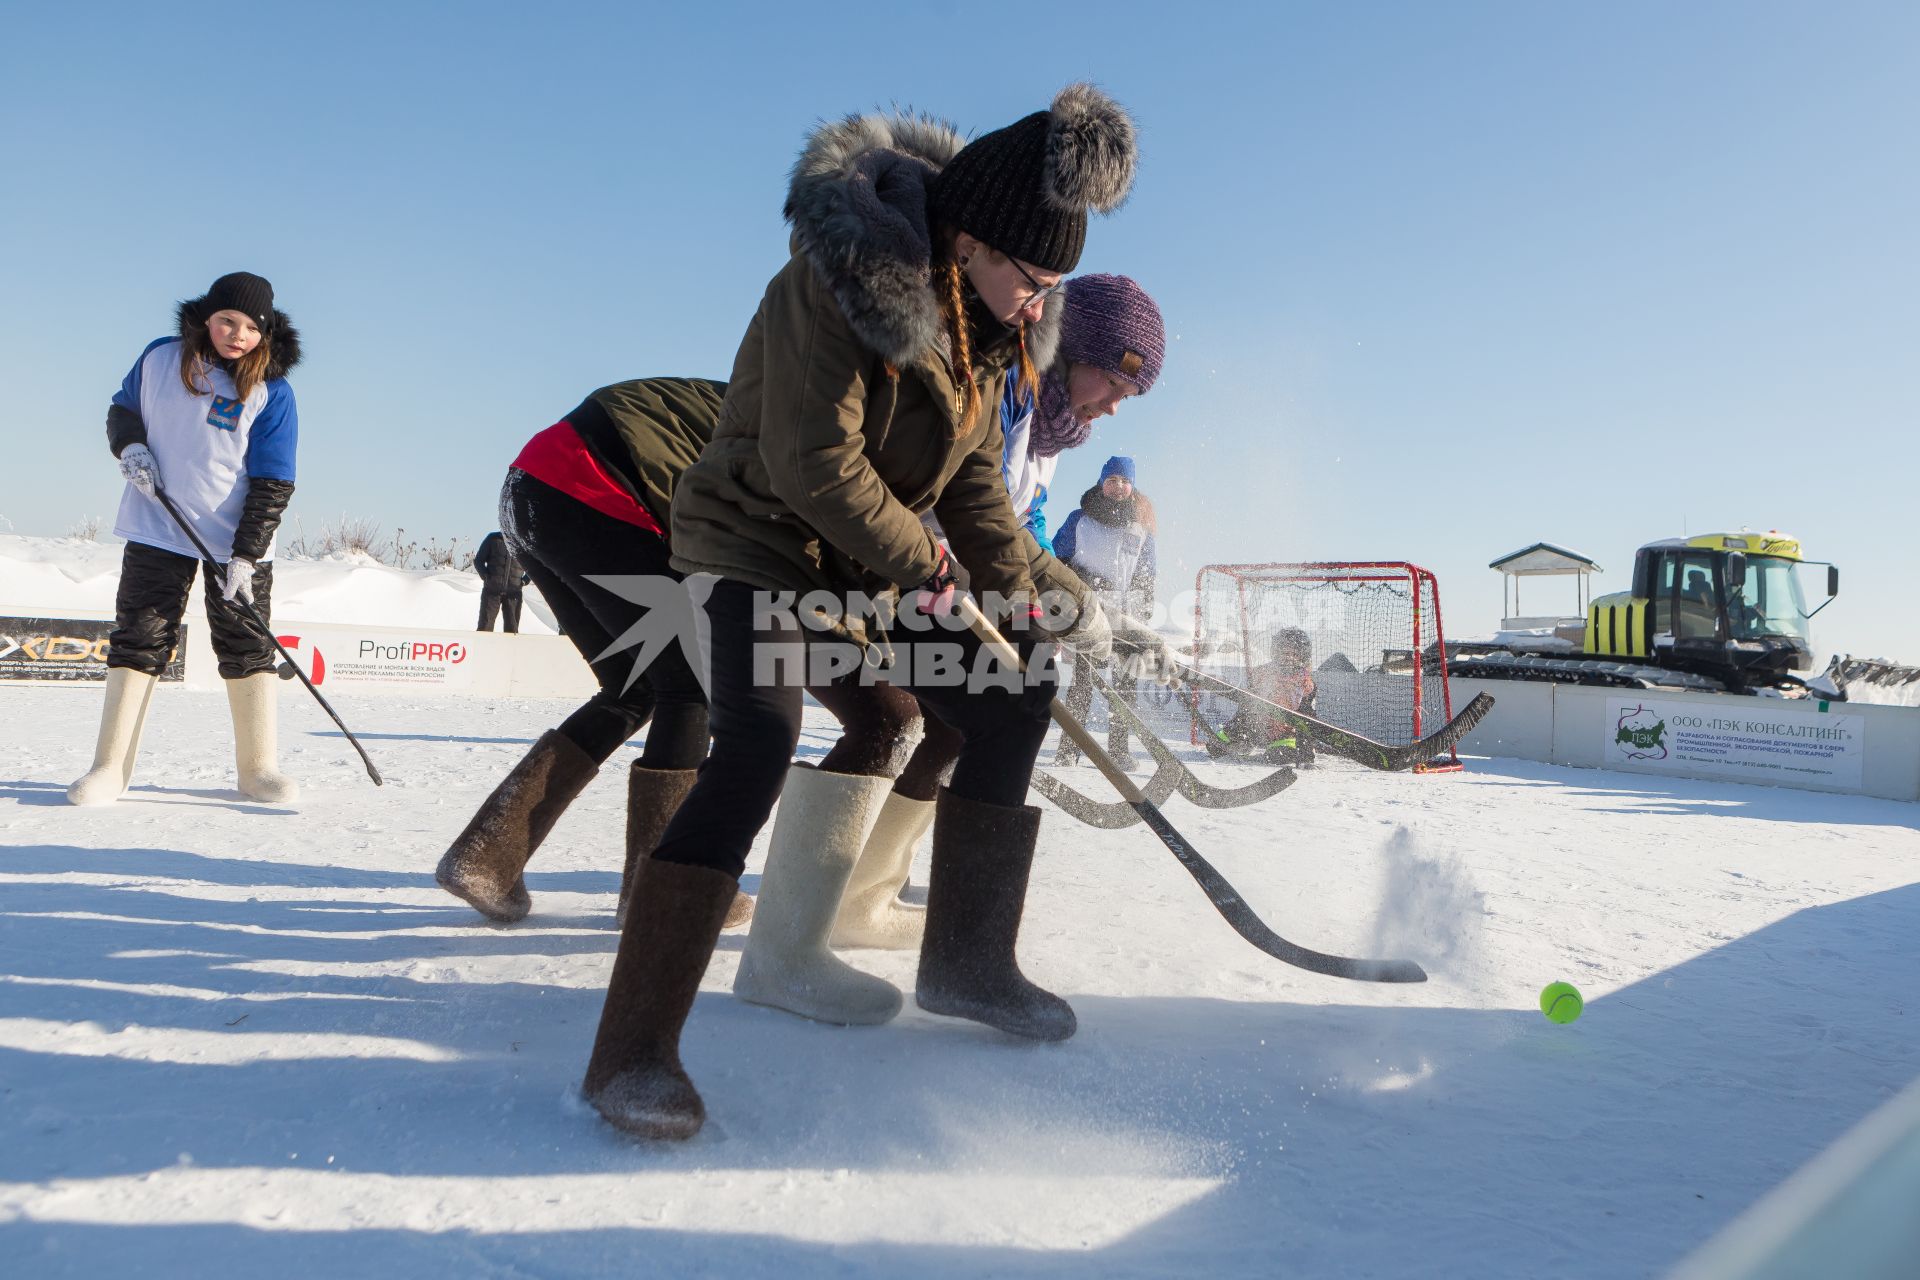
[{"xmin": 0, "ymin": 533, "xmax": 559, "ymax": 633}]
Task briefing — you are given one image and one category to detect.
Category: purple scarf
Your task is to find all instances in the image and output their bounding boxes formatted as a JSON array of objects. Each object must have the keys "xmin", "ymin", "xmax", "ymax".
[{"xmin": 1028, "ymin": 368, "xmax": 1091, "ymax": 459}]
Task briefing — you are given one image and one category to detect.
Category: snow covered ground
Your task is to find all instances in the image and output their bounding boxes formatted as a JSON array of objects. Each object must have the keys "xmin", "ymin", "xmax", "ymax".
[{"xmin": 4, "ymin": 678, "xmax": 1917, "ymax": 1278}]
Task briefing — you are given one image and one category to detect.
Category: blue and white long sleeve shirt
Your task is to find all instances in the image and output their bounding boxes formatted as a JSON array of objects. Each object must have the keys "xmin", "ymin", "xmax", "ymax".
[{"xmin": 110, "ymin": 338, "xmax": 298, "ymax": 562}]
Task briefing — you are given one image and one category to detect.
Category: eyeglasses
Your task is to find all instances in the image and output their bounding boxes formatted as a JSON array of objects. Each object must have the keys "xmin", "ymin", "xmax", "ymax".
[{"xmin": 1008, "ymin": 257, "xmax": 1066, "ymax": 308}]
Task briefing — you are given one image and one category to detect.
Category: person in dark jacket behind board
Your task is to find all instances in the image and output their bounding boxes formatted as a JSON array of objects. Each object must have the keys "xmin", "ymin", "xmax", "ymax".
[{"xmin": 473, "ymin": 531, "xmax": 529, "ymax": 632}]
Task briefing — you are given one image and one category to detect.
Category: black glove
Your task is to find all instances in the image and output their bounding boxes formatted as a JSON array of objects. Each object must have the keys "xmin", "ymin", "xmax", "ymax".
[{"xmin": 1002, "ymin": 603, "xmax": 1060, "ymax": 720}]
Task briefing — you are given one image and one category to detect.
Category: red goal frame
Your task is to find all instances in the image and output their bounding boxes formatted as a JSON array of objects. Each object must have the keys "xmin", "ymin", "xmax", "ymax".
[{"xmin": 1190, "ymin": 561, "xmax": 1462, "ymax": 772}]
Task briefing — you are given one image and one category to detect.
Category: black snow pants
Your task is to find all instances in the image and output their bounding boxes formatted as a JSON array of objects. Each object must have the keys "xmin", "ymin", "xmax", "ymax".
[
  {"xmin": 107, "ymin": 540, "xmax": 276, "ymax": 680},
  {"xmin": 477, "ymin": 589, "xmax": 523, "ymax": 633}
]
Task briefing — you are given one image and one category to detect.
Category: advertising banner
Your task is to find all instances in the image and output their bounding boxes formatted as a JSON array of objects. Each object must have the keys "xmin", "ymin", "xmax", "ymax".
[
  {"xmin": 0, "ymin": 616, "xmax": 186, "ymax": 682},
  {"xmin": 273, "ymin": 629, "xmax": 493, "ymax": 692},
  {"xmin": 1605, "ymin": 696, "xmax": 1865, "ymax": 788}
]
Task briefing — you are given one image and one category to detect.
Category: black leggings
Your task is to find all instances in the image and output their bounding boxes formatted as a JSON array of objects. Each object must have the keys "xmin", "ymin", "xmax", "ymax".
[
  {"xmin": 652, "ymin": 578, "xmax": 1055, "ymax": 877},
  {"xmin": 498, "ymin": 469, "xmax": 707, "ymax": 769},
  {"xmin": 813, "ymin": 683, "xmax": 964, "ymax": 802},
  {"xmin": 107, "ymin": 540, "xmax": 276, "ymax": 680}
]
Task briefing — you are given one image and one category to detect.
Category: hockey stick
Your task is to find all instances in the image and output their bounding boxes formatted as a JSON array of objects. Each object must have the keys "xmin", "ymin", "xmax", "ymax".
[
  {"xmin": 1032, "ymin": 685, "xmax": 1295, "ymax": 826},
  {"xmin": 1096, "ymin": 674, "xmax": 1299, "ymax": 808},
  {"xmin": 1174, "ymin": 662, "xmax": 1494, "ymax": 772},
  {"xmin": 151, "ymin": 485, "xmax": 384, "ymax": 786},
  {"xmin": 1030, "ymin": 761, "xmax": 1179, "ymax": 828},
  {"xmin": 961, "ymin": 597, "xmax": 1425, "ymax": 984}
]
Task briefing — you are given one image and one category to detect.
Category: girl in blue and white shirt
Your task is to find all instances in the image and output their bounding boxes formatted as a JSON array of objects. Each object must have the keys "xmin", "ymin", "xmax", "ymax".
[{"xmin": 69, "ymin": 272, "xmax": 303, "ymax": 806}]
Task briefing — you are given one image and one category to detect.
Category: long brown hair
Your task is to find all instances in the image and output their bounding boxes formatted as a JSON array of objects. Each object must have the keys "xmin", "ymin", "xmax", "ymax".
[
  {"xmin": 1014, "ymin": 324, "xmax": 1040, "ymax": 405},
  {"xmin": 178, "ymin": 310, "xmax": 274, "ymax": 401},
  {"xmin": 936, "ymin": 255, "xmax": 982, "ymax": 433},
  {"xmin": 936, "ymin": 239, "xmax": 1046, "ymax": 434}
]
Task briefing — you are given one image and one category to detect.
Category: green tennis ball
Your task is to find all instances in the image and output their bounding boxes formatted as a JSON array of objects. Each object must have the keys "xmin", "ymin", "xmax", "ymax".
[{"xmin": 1540, "ymin": 981, "xmax": 1583, "ymax": 1024}]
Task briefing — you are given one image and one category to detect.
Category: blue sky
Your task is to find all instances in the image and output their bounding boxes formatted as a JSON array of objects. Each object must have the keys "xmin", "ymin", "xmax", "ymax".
[{"xmin": 2, "ymin": 2, "xmax": 1914, "ymax": 661}]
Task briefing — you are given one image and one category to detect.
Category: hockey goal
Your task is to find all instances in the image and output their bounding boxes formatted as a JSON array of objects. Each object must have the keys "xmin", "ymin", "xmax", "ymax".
[{"xmin": 1190, "ymin": 561, "xmax": 1461, "ymax": 771}]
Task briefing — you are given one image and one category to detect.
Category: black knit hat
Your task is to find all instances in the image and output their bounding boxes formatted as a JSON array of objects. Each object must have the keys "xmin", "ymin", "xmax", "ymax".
[
  {"xmin": 929, "ymin": 84, "xmax": 1137, "ymax": 274},
  {"xmin": 199, "ymin": 271, "xmax": 276, "ymax": 332}
]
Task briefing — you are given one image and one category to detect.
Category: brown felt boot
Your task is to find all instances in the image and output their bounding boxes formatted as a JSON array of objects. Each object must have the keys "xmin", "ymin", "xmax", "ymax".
[
  {"xmin": 916, "ymin": 788, "xmax": 1076, "ymax": 1042},
  {"xmin": 583, "ymin": 857, "xmax": 736, "ymax": 1141},
  {"xmin": 614, "ymin": 764, "xmax": 739, "ymax": 929},
  {"xmin": 436, "ymin": 730, "xmax": 597, "ymax": 922}
]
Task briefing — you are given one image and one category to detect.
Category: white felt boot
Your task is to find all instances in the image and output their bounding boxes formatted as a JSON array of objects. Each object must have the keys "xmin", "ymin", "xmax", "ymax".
[
  {"xmin": 830, "ymin": 790, "xmax": 933, "ymax": 950},
  {"xmin": 226, "ymin": 672, "xmax": 299, "ymax": 803},
  {"xmin": 67, "ymin": 667, "xmax": 159, "ymax": 805},
  {"xmin": 733, "ymin": 765, "xmax": 901, "ymax": 1025}
]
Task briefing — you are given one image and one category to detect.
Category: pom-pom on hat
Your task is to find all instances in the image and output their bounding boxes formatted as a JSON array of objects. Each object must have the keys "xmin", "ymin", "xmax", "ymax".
[{"xmin": 929, "ymin": 84, "xmax": 1137, "ymax": 274}]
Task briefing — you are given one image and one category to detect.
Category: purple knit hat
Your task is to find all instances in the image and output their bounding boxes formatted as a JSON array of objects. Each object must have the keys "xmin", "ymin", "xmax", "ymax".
[{"xmin": 1058, "ymin": 273, "xmax": 1166, "ymax": 393}]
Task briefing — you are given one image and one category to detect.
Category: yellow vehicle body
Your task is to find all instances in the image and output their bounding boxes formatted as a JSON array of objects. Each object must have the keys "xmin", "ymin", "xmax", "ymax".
[
  {"xmin": 1585, "ymin": 592, "xmax": 1652, "ymax": 658},
  {"xmin": 1583, "ymin": 531, "xmax": 1805, "ymax": 660},
  {"xmin": 1682, "ymin": 531, "xmax": 1803, "ymax": 561}
]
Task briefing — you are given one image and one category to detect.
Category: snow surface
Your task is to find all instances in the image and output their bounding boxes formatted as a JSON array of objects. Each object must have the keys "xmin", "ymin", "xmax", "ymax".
[{"xmin": 3, "ymin": 537, "xmax": 1919, "ymax": 1277}]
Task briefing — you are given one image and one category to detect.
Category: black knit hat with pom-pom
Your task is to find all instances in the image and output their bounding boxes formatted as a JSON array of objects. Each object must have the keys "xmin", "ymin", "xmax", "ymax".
[{"xmin": 929, "ymin": 84, "xmax": 1137, "ymax": 273}]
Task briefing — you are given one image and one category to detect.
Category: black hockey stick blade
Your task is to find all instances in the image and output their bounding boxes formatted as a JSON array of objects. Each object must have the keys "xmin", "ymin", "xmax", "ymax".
[
  {"xmin": 1174, "ymin": 662, "xmax": 1494, "ymax": 771},
  {"xmin": 958, "ymin": 598, "xmax": 1423, "ymax": 983},
  {"xmin": 151, "ymin": 486, "xmax": 384, "ymax": 786},
  {"xmin": 1131, "ymin": 797, "xmax": 1426, "ymax": 982},
  {"xmin": 1031, "ymin": 761, "xmax": 1179, "ymax": 828},
  {"xmin": 1098, "ymin": 676, "xmax": 1299, "ymax": 810}
]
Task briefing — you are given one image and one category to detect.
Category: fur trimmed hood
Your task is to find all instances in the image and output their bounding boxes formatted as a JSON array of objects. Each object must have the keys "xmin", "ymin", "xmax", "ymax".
[
  {"xmin": 785, "ymin": 111, "xmax": 960, "ymax": 367},
  {"xmin": 782, "ymin": 110, "xmax": 1062, "ymax": 370},
  {"xmin": 175, "ymin": 300, "xmax": 303, "ymax": 381}
]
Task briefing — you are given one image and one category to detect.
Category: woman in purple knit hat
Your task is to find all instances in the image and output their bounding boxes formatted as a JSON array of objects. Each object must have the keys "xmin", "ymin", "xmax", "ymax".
[
  {"xmin": 1005, "ymin": 273, "xmax": 1167, "ymax": 553},
  {"xmin": 734, "ymin": 272, "xmax": 1175, "ymax": 1032}
]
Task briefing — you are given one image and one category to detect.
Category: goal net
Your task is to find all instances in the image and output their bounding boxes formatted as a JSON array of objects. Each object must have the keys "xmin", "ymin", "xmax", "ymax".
[{"xmin": 1190, "ymin": 561, "xmax": 1460, "ymax": 770}]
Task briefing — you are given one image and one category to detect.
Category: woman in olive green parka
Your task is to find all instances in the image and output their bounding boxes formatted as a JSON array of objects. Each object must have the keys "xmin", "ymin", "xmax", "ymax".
[{"xmin": 583, "ymin": 86, "xmax": 1138, "ymax": 1142}]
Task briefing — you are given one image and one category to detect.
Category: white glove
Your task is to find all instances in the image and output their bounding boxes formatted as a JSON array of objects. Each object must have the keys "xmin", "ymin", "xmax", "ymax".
[
  {"xmin": 118, "ymin": 444, "xmax": 159, "ymax": 497},
  {"xmin": 1111, "ymin": 613, "xmax": 1179, "ymax": 686},
  {"xmin": 1056, "ymin": 594, "xmax": 1114, "ymax": 663},
  {"xmin": 221, "ymin": 557, "xmax": 257, "ymax": 606}
]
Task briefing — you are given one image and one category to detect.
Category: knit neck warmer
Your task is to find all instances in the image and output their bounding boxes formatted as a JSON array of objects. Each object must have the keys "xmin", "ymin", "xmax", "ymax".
[
  {"xmin": 1028, "ymin": 366, "xmax": 1090, "ymax": 458},
  {"xmin": 1080, "ymin": 486, "xmax": 1139, "ymax": 528}
]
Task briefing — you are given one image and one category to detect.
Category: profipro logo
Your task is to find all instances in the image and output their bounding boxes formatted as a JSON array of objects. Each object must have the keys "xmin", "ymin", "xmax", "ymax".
[{"xmin": 358, "ymin": 639, "xmax": 469, "ymax": 664}]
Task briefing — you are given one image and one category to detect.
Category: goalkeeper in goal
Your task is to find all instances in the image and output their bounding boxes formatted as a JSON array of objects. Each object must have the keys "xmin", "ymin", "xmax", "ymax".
[{"xmin": 1202, "ymin": 627, "xmax": 1318, "ymax": 766}]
